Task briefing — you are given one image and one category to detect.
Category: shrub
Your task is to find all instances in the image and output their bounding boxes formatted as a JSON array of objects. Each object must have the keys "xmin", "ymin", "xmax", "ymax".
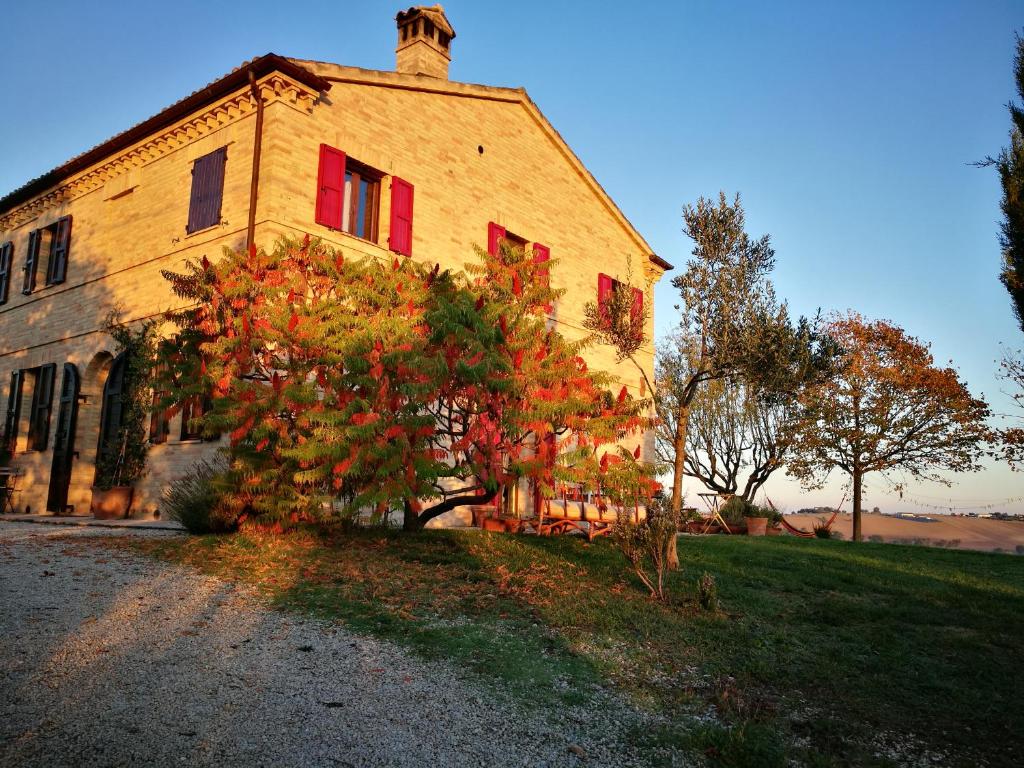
[
  {"xmin": 720, "ymin": 497, "xmax": 756, "ymax": 526},
  {"xmin": 698, "ymin": 571, "xmax": 719, "ymax": 612},
  {"xmin": 613, "ymin": 496, "xmax": 678, "ymax": 601},
  {"xmin": 162, "ymin": 455, "xmax": 238, "ymax": 534},
  {"xmin": 813, "ymin": 520, "xmax": 833, "ymax": 539}
]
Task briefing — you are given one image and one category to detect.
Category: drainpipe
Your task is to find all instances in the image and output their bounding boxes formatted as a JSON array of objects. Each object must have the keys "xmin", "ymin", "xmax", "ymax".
[{"xmin": 246, "ymin": 68, "xmax": 265, "ymax": 249}]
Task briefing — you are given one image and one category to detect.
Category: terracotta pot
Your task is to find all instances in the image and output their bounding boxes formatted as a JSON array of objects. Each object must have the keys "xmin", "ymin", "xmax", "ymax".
[
  {"xmin": 766, "ymin": 526, "xmax": 782, "ymax": 536},
  {"xmin": 469, "ymin": 505, "xmax": 494, "ymax": 528},
  {"xmin": 481, "ymin": 516, "xmax": 524, "ymax": 533},
  {"xmin": 744, "ymin": 516, "xmax": 768, "ymax": 537},
  {"xmin": 90, "ymin": 486, "xmax": 134, "ymax": 520}
]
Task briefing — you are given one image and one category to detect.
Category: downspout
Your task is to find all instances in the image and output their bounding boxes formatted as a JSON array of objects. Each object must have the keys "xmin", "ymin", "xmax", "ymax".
[{"xmin": 246, "ymin": 68, "xmax": 265, "ymax": 249}]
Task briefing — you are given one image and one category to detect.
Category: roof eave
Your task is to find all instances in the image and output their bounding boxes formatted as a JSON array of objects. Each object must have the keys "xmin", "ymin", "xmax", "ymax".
[
  {"xmin": 649, "ymin": 253, "xmax": 674, "ymax": 271},
  {"xmin": 0, "ymin": 53, "xmax": 330, "ymax": 217}
]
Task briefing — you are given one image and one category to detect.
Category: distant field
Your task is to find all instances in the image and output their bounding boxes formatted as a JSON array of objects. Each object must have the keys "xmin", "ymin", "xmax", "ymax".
[
  {"xmin": 785, "ymin": 511, "xmax": 1024, "ymax": 553},
  {"xmin": 119, "ymin": 529, "xmax": 1024, "ymax": 767}
]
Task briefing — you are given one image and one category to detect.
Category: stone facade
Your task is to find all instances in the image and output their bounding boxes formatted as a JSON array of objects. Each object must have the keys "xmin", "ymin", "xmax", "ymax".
[{"xmin": 0, "ymin": 10, "xmax": 667, "ymax": 521}]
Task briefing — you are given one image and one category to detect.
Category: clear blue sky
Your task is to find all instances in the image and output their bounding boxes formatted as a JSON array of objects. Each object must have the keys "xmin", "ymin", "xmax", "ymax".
[{"xmin": 3, "ymin": 0, "xmax": 1022, "ymax": 514}]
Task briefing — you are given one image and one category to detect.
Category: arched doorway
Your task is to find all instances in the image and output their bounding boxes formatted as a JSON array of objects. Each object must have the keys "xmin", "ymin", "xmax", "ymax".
[{"xmin": 46, "ymin": 363, "xmax": 80, "ymax": 513}]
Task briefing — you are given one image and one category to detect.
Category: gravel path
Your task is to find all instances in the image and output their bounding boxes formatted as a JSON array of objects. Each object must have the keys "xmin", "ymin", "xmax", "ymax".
[{"xmin": 0, "ymin": 522, "xmax": 669, "ymax": 767}]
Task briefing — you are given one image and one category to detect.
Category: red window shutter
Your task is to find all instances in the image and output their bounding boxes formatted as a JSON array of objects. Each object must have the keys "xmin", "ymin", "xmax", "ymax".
[
  {"xmin": 0, "ymin": 241, "xmax": 13, "ymax": 305},
  {"xmin": 47, "ymin": 216, "xmax": 72, "ymax": 285},
  {"xmin": 598, "ymin": 273, "xmax": 614, "ymax": 325},
  {"xmin": 532, "ymin": 243, "xmax": 550, "ymax": 285},
  {"xmin": 388, "ymin": 177, "xmax": 414, "ymax": 256},
  {"xmin": 187, "ymin": 148, "xmax": 227, "ymax": 234},
  {"xmin": 22, "ymin": 230, "xmax": 40, "ymax": 294},
  {"xmin": 631, "ymin": 287, "xmax": 643, "ymax": 323},
  {"xmin": 315, "ymin": 144, "xmax": 346, "ymax": 229},
  {"xmin": 487, "ymin": 222, "xmax": 506, "ymax": 257}
]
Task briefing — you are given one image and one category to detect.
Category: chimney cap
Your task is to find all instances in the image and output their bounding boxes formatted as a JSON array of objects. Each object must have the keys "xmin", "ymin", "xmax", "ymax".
[{"xmin": 396, "ymin": 5, "xmax": 456, "ymax": 40}]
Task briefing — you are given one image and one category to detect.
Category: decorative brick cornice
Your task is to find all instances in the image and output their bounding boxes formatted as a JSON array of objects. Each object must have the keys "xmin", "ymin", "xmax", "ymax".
[{"xmin": 0, "ymin": 74, "xmax": 320, "ymax": 233}]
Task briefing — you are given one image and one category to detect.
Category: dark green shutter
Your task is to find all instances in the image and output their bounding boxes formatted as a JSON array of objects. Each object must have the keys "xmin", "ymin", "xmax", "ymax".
[
  {"xmin": 23, "ymin": 230, "xmax": 40, "ymax": 294},
  {"xmin": 186, "ymin": 148, "xmax": 227, "ymax": 234},
  {"xmin": 29, "ymin": 364, "xmax": 56, "ymax": 451},
  {"xmin": 46, "ymin": 216, "xmax": 72, "ymax": 285},
  {"xmin": 5, "ymin": 371, "xmax": 23, "ymax": 453},
  {"xmin": 0, "ymin": 242, "xmax": 13, "ymax": 304}
]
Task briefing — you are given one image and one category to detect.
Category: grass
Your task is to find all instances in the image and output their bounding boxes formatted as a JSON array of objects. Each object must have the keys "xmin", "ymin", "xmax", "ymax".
[{"xmin": 117, "ymin": 527, "xmax": 1024, "ymax": 767}]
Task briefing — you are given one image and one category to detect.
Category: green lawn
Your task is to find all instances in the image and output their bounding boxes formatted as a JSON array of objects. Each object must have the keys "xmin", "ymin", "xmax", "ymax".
[{"xmin": 120, "ymin": 528, "xmax": 1024, "ymax": 767}]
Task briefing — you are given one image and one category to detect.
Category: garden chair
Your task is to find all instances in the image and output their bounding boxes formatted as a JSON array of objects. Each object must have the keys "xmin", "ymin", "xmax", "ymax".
[{"xmin": 0, "ymin": 468, "xmax": 23, "ymax": 514}]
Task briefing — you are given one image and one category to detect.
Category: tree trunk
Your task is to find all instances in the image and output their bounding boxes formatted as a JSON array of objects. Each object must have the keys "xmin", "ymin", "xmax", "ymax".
[
  {"xmin": 403, "ymin": 498, "xmax": 421, "ymax": 532},
  {"xmin": 667, "ymin": 406, "xmax": 690, "ymax": 571},
  {"xmin": 852, "ymin": 468, "xmax": 863, "ymax": 542}
]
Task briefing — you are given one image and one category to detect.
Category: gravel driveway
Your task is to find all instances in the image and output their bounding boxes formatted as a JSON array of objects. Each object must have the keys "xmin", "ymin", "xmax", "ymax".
[{"xmin": 0, "ymin": 522, "xmax": 667, "ymax": 767}]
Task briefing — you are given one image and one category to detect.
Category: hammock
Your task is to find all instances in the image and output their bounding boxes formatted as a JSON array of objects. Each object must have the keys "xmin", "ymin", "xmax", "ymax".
[{"xmin": 767, "ymin": 494, "xmax": 845, "ymax": 538}]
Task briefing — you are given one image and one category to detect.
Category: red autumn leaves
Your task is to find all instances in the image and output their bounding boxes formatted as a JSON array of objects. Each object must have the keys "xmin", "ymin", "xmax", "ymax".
[{"xmin": 159, "ymin": 236, "xmax": 649, "ymax": 527}]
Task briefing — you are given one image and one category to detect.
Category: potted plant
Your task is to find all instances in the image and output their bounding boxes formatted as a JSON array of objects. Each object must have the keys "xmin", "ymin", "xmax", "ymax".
[
  {"xmin": 744, "ymin": 504, "xmax": 771, "ymax": 536},
  {"xmin": 720, "ymin": 497, "xmax": 751, "ymax": 535},
  {"xmin": 91, "ymin": 316, "xmax": 158, "ymax": 519}
]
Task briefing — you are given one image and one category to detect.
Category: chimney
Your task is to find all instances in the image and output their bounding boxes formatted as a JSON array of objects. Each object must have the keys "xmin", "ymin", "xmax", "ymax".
[{"xmin": 395, "ymin": 5, "xmax": 455, "ymax": 79}]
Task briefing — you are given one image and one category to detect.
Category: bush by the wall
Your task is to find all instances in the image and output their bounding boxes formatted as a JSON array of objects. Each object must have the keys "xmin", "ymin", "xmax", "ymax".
[{"xmin": 162, "ymin": 455, "xmax": 237, "ymax": 534}]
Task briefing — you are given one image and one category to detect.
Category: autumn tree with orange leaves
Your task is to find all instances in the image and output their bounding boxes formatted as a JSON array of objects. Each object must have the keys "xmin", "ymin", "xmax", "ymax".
[
  {"xmin": 787, "ymin": 314, "xmax": 991, "ymax": 541},
  {"xmin": 157, "ymin": 236, "xmax": 647, "ymax": 530}
]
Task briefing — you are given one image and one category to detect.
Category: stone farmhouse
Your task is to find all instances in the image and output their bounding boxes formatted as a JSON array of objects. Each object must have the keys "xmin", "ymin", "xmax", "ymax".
[{"xmin": 0, "ymin": 5, "xmax": 670, "ymax": 521}]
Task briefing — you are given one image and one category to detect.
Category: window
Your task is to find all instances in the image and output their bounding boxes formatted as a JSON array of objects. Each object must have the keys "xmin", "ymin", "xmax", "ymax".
[
  {"xmin": 314, "ymin": 144, "xmax": 383, "ymax": 242},
  {"xmin": 0, "ymin": 241, "xmax": 13, "ymax": 304},
  {"xmin": 23, "ymin": 216, "xmax": 72, "ymax": 294},
  {"xmin": 180, "ymin": 394, "xmax": 213, "ymax": 441},
  {"xmin": 598, "ymin": 273, "xmax": 643, "ymax": 327},
  {"xmin": 487, "ymin": 224, "xmax": 550, "ymax": 287},
  {"xmin": 487, "ymin": 223, "xmax": 527, "ymax": 259},
  {"xmin": 4, "ymin": 371, "xmax": 23, "ymax": 454},
  {"xmin": 186, "ymin": 147, "xmax": 227, "ymax": 234},
  {"xmin": 26, "ymin": 364, "xmax": 56, "ymax": 452}
]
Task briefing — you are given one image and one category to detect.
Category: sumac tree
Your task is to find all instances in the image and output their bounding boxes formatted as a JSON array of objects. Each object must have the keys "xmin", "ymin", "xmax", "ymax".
[{"xmin": 158, "ymin": 236, "xmax": 647, "ymax": 529}]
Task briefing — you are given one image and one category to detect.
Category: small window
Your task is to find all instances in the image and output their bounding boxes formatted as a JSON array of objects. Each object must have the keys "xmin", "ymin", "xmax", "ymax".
[
  {"xmin": 486, "ymin": 223, "xmax": 527, "ymax": 257},
  {"xmin": 342, "ymin": 160, "xmax": 381, "ymax": 241},
  {"xmin": 438, "ymin": 31, "xmax": 451, "ymax": 49},
  {"xmin": 187, "ymin": 147, "xmax": 227, "ymax": 234},
  {"xmin": 314, "ymin": 145, "xmax": 382, "ymax": 243},
  {"xmin": 180, "ymin": 394, "xmax": 213, "ymax": 441},
  {"xmin": 26, "ymin": 364, "xmax": 56, "ymax": 452},
  {"xmin": 23, "ymin": 216, "xmax": 72, "ymax": 294},
  {"xmin": 598, "ymin": 274, "xmax": 643, "ymax": 330}
]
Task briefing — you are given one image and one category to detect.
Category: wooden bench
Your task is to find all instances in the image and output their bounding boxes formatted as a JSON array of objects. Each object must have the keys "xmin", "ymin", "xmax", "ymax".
[{"xmin": 529, "ymin": 486, "xmax": 646, "ymax": 541}]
